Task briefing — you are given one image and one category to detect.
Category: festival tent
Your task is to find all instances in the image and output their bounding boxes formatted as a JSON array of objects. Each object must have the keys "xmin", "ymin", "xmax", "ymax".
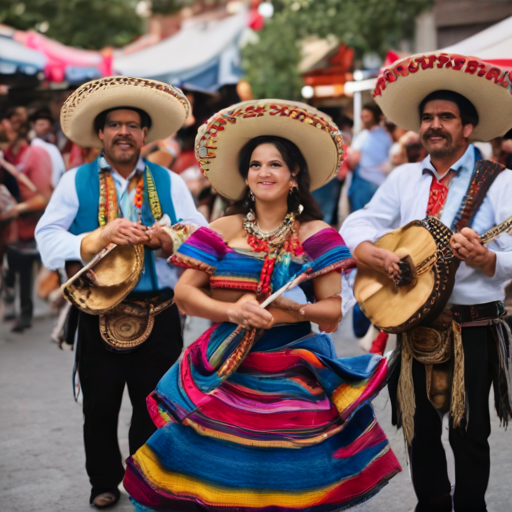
[
  {"xmin": 113, "ymin": 8, "xmax": 247, "ymax": 92},
  {"xmin": 0, "ymin": 35, "xmax": 46, "ymax": 82},
  {"xmin": 441, "ymin": 15, "xmax": 512, "ymax": 68},
  {"xmin": 12, "ymin": 29, "xmax": 112, "ymax": 83}
]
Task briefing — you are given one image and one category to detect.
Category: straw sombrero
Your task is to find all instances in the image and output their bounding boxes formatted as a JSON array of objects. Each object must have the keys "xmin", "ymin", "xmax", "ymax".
[
  {"xmin": 373, "ymin": 52, "xmax": 512, "ymax": 142},
  {"xmin": 61, "ymin": 76, "xmax": 190, "ymax": 148},
  {"xmin": 62, "ymin": 244, "xmax": 144, "ymax": 315},
  {"xmin": 195, "ymin": 99, "xmax": 344, "ymax": 201}
]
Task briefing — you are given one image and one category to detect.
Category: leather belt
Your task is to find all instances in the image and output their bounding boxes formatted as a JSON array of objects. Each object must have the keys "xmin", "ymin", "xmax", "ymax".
[{"xmin": 450, "ymin": 301, "xmax": 505, "ymax": 327}]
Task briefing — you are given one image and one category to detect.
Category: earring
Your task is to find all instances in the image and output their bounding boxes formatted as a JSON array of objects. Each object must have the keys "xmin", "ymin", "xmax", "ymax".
[{"xmin": 244, "ymin": 189, "xmax": 255, "ymax": 207}]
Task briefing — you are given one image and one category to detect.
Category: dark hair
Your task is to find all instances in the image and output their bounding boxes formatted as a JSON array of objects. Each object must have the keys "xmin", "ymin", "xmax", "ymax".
[
  {"xmin": 29, "ymin": 109, "xmax": 53, "ymax": 125},
  {"xmin": 362, "ymin": 102, "xmax": 383, "ymax": 124},
  {"xmin": 419, "ymin": 90, "xmax": 479, "ymax": 127},
  {"xmin": 226, "ymin": 135, "xmax": 324, "ymax": 223},
  {"xmin": 93, "ymin": 107, "xmax": 152, "ymax": 133}
]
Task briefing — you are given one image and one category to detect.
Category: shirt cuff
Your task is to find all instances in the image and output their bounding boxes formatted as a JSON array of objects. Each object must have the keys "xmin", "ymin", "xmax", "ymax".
[
  {"xmin": 493, "ymin": 250, "xmax": 512, "ymax": 281},
  {"xmin": 73, "ymin": 232, "xmax": 89, "ymax": 265}
]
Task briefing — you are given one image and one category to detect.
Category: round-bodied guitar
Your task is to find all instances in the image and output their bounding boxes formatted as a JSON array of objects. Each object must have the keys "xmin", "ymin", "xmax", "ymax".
[{"xmin": 353, "ymin": 215, "xmax": 512, "ymax": 334}]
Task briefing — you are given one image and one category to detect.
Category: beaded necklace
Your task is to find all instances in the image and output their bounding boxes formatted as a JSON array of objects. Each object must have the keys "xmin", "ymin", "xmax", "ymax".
[
  {"xmin": 243, "ymin": 209, "xmax": 304, "ymax": 297},
  {"xmin": 98, "ymin": 166, "xmax": 161, "ymax": 227}
]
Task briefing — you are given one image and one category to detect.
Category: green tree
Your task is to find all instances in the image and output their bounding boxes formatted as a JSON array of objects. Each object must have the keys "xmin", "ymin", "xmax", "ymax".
[
  {"xmin": 242, "ymin": 0, "xmax": 433, "ymax": 99},
  {"xmin": 151, "ymin": 0, "xmax": 195, "ymax": 15},
  {"xmin": 0, "ymin": 0, "xmax": 143, "ymax": 49}
]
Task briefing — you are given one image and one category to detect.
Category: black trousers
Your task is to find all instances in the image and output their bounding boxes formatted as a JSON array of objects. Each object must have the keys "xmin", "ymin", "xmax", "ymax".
[
  {"xmin": 77, "ymin": 304, "xmax": 183, "ymax": 490},
  {"xmin": 5, "ymin": 247, "xmax": 40, "ymax": 323},
  {"xmin": 409, "ymin": 326, "xmax": 494, "ymax": 512}
]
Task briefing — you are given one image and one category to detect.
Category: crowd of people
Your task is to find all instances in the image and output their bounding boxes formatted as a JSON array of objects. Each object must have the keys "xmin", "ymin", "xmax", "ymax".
[{"xmin": 1, "ymin": 50, "xmax": 512, "ymax": 512}]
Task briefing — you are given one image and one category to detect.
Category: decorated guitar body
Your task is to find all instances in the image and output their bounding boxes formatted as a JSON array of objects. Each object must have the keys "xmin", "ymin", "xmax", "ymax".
[
  {"xmin": 354, "ymin": 160, "xmax": 508, "ymax": 334},
  {"xmin": 354, "ymin": 217, "xmax": 459, "ymax": 334}
]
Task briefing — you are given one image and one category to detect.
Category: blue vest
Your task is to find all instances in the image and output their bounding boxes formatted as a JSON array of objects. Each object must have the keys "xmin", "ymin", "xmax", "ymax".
[{"xmin": 69, "ymin": 158, "xmax": 178, "ymax": 292}]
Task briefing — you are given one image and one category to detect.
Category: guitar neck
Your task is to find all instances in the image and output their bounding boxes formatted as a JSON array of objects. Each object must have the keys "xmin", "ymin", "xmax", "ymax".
[{"xmin": 480, "ymin": 215, "xmax": 512, "ymax": 245}]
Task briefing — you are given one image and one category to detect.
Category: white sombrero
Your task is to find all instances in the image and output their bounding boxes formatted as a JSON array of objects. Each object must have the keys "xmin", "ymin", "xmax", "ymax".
[
  {"xmin": 61, "ymin": 76, "xmax": 190, "ymax": 148},
  {"xmin": 195, "ymin": 99, "xmax": 344, "ymax": 201},
  {"xmin": 373, "ymin": 52, "xmax": 512, "ymax": 142}
]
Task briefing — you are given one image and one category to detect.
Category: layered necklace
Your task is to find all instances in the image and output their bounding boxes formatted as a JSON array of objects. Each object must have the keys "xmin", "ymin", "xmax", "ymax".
[
  {"xmin": 98, "ymin": 166, "xmax": 162, "ymax": 227},
  {"xmin": 243, "ymin": 208, "xmax": 304, "ymax": 297}
]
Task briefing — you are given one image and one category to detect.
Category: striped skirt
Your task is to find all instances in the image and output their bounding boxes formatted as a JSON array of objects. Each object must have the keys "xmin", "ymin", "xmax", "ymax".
[{"xmin": 124, "ymin": 321, "xmax": 401, "ymax": 511}]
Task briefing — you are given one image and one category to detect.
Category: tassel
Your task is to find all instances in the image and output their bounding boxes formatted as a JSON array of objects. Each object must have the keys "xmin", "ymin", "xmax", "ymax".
[
  {"xmin": 397, "ymin": 332, "xmax": 415, "ymax": 446},
  {"xmin": 450, "ymin": 321, "xmax": 466, "ymax": 428},
  {"xmin": 369, "ymin": 331, "xmax": 389, "ymax": 355}
]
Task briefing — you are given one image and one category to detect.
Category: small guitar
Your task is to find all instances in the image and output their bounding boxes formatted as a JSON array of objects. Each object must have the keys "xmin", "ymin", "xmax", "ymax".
[{"xmin": 354, "ymin": 215, "xmax": 512, "ymax": 334}]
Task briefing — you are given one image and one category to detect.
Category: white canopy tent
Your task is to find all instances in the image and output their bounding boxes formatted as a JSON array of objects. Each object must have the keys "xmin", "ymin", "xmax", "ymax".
[
  {"xmin": 441, "ymin": 15, "xmax": 512, "ymax": 66},
  {"xmin": 113, "ymin": 9, "xmax": 248, "ymax": 91}
]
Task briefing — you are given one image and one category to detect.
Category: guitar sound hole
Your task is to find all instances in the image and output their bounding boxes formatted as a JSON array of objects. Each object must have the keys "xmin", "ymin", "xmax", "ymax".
[{"xmin": 395, "ymin": 256, "xmax": 416, "ymax": 287}]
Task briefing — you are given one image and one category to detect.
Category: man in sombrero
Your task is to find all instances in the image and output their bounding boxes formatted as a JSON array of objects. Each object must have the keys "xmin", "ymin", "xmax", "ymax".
[
  {"xmin": 341, "ymin": 53, "xmax": 512, "ymax": 511},
  {"xmin": 36, "ymin": 77, "xmax": 207, "ymax": 508}
]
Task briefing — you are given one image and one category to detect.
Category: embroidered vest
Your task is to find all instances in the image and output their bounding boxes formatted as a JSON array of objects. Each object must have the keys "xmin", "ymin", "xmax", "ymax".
[{"xmin": 69, "ymin": 158, "xmax": 179, "ymax": 292}]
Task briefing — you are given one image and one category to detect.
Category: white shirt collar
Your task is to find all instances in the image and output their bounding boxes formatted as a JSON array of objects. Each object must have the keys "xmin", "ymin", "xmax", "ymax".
[
  {"xmin": 98, "ymin": 153, "xmax": 145, "ymax": 178},
  {"xmin": 421, "ymin": 144, "xmax": 475, "ymax": 181}
]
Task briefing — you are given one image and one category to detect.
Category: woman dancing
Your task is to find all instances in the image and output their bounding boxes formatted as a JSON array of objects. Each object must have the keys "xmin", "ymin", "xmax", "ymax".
[{"xmin": 124, "ymin": 100, "xmax": 401, "ymax": 511}]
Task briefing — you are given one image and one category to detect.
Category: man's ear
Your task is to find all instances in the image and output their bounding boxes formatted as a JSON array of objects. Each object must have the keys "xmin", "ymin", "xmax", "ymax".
[
  {"xmin": 98, "ymin": 129, "xmax": 105, "ymax": 142},
  {"xmin": 143, "ymin": 126, "xmax": 149, "ymax": 138},
  {"xmin": 463, "ymin": 123, "xmax": 474, "ymax": 139}
]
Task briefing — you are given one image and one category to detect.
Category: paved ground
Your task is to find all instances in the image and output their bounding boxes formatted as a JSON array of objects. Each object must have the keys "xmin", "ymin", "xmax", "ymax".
[{"xmin": 0, "ymin": 310, "xmax": 511, "ymax": 512}]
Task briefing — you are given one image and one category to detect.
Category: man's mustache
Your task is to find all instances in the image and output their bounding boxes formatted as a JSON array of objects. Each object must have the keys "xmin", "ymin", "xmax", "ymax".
[
  {"xmin": 113, "ymin": 137, "xmax": 134, "ymax": 146},
  {"xmin": 423, "ymin": 129, "xmax": 449, "ymax": 139}
]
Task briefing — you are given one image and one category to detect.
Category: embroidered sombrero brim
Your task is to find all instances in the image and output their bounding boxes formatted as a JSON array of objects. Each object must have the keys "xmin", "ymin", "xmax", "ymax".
[
  {"xmin": 195, "ymin": 99, "xmax": 344, "ymax": 201},
  {"xmin": 373, "ymin": 52, "xmax": 512, "ymax": 142},
  {"xmin": 61, "ymin": 76, "xmax": 190, "ymax": 148}
]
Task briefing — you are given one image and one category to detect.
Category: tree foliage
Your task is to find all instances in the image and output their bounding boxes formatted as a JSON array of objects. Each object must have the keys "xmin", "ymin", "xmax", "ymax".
[
  {"xmin": 242, "ymin": 0, "xmax": 433, "ymax": 99},
  {"xmin": 151, "ymin": 0, "xmax": 195, "ymax": 15},
  {"xmin": 0, "ymin": 0, "xmax": 143, "ymax": 49}
]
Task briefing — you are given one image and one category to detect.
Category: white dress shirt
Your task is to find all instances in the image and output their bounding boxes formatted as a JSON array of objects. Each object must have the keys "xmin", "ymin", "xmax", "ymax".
[
  {"xmin": 35, "ymin": 156, "xmax": 207, "ymax": 289},
  {"xmin": 340, "ymin": 145, "xmax": 512, "ymax": 305}
]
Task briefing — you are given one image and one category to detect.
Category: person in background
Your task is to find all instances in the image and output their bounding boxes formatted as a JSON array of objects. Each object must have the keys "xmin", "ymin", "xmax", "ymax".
[
  {"xmin": 0, "ymin": 130, "xmax": 52, "ymax": 332},
  {"xmin": 347, "ymin": 102, "xmax": 392, "ymax": 211},
  {"xmin": 29, "ymin": 109, "xmax": 66, "ymax": 187},
  {"xmin": 400, "ymin": 131, "xmax": 428, "ymax": 163}
]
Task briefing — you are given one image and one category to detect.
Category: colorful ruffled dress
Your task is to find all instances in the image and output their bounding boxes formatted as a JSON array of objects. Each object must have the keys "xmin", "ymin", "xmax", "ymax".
[{"xmin": 124, "ymin": 226, "xmax": 401, "ymax": 511}]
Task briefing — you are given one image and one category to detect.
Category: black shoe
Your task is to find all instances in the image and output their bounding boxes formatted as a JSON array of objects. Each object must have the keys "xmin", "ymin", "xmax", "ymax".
[
  {"xmin": 11, "ymin": 320, "xmax": 32, "ymax": 333},
  {"xmin": 90, "ymin": 487, "xmax": 120, "ymax": 509}
]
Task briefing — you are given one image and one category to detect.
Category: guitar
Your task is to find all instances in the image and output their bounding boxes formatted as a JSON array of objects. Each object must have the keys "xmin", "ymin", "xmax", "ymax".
[{"xmin": 353, "ymin": 215, "xmax": 512, "ymax": 334}]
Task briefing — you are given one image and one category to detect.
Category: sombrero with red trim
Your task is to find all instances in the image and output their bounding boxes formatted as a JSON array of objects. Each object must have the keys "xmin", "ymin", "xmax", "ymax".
[
  {"xmin": 373, "ymin": 52, "xmax": 512, "ymax": 142},
  {"xmin": 194, "ymin": 99, "xmax": 344, "ymax": 201}
]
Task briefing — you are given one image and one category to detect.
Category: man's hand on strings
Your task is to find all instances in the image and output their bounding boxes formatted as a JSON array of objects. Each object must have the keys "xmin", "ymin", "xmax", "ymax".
[
  {"xmin": 450, "ymin": 227, "xmax": 496, "ymax": 276},
  {"xmin": 353, "ymin": 241, "xmax": 401, "ymax": 279}
]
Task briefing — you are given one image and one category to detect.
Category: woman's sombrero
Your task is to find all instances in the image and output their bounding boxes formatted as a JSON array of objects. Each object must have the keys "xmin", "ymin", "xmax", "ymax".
[
  {"xmin": 373, "ymin": 52, "xmax": 512, "ymax": 142},
  {"xmin": 195, "ymin": 99, "xmax": 345, "ymax": 201},
  {"xmin": 61, "ymin": 76, "xmax": 190, "ymax": 148}
]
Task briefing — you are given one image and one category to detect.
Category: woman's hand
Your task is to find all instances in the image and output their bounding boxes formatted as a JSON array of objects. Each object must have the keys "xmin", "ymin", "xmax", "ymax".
[
  {"xmin": 226, "ymin": 294, "xmax": 274, "ymax": 330},
  {"xmin": 299, "ymin": 299, "xmax": 342, "ymax": 333}
]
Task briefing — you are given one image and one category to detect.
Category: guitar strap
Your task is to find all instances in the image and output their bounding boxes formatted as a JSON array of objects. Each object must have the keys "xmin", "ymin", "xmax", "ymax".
[{"xmin": 452, "ymin": 159, "xmax": 505, "ymax": 232}]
